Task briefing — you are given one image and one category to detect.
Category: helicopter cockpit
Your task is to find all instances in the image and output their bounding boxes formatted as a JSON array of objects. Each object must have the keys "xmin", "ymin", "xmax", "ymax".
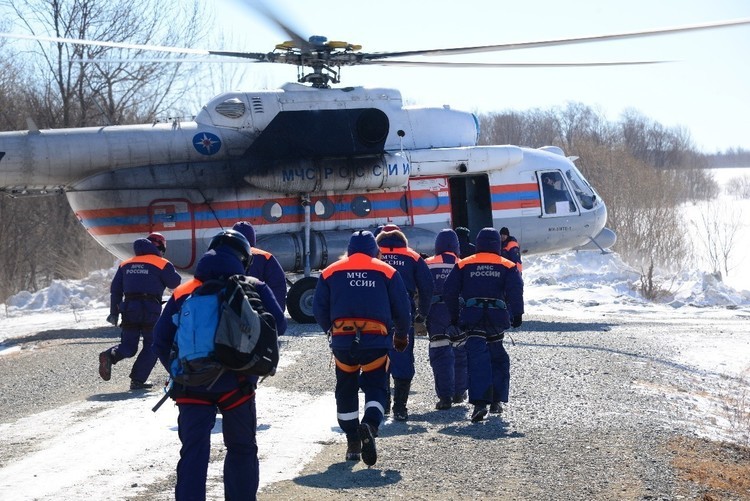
[{"xmin": 540, "ymin": 167, "xmax": 601, "ymax": 216}]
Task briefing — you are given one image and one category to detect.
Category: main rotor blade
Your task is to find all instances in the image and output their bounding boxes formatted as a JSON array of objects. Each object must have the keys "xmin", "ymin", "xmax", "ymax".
[
  {"xmin": 0, "ymin": 32, "xmax": 210, "ymax": 55},
  {"xmin": 361, "ymin": 17, "xmax": 750, "ymax": 60},
  {"xmin": 241, "ymin": 0, "xmax": 311, "ymax": 51},
  {"xmin": 70, "ymin": 57, "xmax": 268, "ymax": 64},
  {"xmin": 363, "ymin": 60, "xmax": 671, "ymax": 68}
]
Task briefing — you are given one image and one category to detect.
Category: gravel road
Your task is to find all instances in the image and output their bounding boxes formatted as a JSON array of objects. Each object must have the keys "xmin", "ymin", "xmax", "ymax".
[{"xmin": 1, "ymin": 308, "xmax": 749, "ymax": 500}]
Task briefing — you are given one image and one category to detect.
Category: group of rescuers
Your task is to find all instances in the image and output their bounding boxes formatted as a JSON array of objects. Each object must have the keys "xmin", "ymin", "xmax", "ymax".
[{"xmin": 98, "ymin": 221, "xmax": 523, "ymax": 500}]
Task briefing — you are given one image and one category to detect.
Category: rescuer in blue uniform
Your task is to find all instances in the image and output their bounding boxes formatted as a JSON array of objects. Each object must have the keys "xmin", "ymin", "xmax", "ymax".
[
  {"xmin": 443, "ymin": 227, "xmax": 524, "ymax": 422},
  {"xmin": 376, "ymin": 225, "xmax": 434, "ymax": 421},
  {"xmin": 152, "ymin": 229, "xmax": 287, "ymax": 501},
  {"xmin": 232, "ymin": 221, "xmax": 287, "ymax": 311},
  {"xmin": 313, "ymin": 230, "xmax": 411, "ymax": 466},
  {"xmin": 424, "ymin": 229, "xmax": 468, "ymax": 410},
  {"xmin": 500, "ymin": 226, "xmax": 523, "ymax": 273},
  {"xmin": 99, "ymin": 234, "xmax": 181, "ymax": 389}
]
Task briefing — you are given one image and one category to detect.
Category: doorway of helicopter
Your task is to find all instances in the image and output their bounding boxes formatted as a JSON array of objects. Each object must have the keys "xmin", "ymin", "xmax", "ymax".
[{"xmin": 449, "ymin": 175, "xmax": 493, "ymax": 244}]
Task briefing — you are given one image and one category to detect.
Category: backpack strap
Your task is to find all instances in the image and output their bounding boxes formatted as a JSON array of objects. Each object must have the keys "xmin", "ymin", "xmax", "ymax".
[
  {"xmin": 171, "ymin": 378, "xmax": 256, "ymax": 410},
  {"xmin": 217, "ymin": 381, "xmax": 257, "ymax": 411}
]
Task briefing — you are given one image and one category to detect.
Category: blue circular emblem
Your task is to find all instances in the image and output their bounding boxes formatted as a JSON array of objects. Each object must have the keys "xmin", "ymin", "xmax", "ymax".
[{"xmin": 193, "ymin": 132, "xmax": 222, "ymax": 155}]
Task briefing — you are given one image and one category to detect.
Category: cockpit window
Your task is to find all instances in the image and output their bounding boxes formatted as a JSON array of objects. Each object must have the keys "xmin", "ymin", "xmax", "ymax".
[
  {"xmin": 540, "ymin": 171, "xmax": 577, "ymax": 215},
  {"xmin": 565, "ymin": 169, "xmax": 598, "ymax": 211}
]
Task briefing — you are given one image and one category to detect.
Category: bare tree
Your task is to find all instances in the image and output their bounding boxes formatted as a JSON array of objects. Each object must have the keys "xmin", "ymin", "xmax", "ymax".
[
  {"xmin": 0, "ymin": 0, "xmax": 210, "ymax": 301},
  {"xmin": 2, "ymin": 0, "xmax": 208, "ymax": 126},
  {"xmin": 479, "ymin": 108, "xmax": 559, "ymax": 148},
  {"xmin": 726, "ymin": 174, "xmax": 750, "ymax": 199},
  {"xmin": 691, "ymin": 199, "xmax": 744, "ymax": 280}
]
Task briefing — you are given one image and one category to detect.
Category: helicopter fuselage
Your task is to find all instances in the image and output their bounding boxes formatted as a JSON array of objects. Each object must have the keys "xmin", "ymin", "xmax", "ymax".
[{"xmin": 0, "ymin": 83, "xmax": 614, "ymax": 320}]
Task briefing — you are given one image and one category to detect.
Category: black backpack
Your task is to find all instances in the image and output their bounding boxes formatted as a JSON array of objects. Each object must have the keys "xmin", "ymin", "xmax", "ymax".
[{"xmin": 170, "ymin": 275, "xmax": 279, "ymax": 388}]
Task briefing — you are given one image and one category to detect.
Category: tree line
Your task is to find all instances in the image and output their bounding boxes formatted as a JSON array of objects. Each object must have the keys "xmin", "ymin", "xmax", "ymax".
[
  {"xmin": 0, "ymin": 0, "xmax": 207, "ymax": 301},
  {"xmin": 478, "ymin": 105, "xmax": 722, "ymax": 299},
  {"xmin": 705, "ymin": 147, "xmax": 750, "ymax": 168}
]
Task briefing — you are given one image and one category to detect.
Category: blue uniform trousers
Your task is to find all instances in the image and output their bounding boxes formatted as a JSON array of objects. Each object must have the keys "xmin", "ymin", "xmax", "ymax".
[
  {"xmin": 176, "ymin": 398, "xmax": 258, "ymax": 501},
  {"xmin": 112, "ymin": 324, "xmax": 159, "ymax": 382},
  {"xmin": 111, "ymin": 298, "xmax": 162, "ymax": 382},
  {"xmin": 429, "ymin": 342, "xmax": 469, "ymax": 399},
  {"xmin": 465, "ymin": 335, "xmax": 493, "ymax": 404},
  {"xmin": 332, "ymin": 348, "xmax": 389, "ymax": 439},
  {"xmin": 454, "ymin": 344, "xmax": 468, "ymax": 397},
  {"xmin": 488, "ymin": 338, "xmax": 510, "ymax": 403},
  {"xmin": 388, "ymin": 326, "xmax": 415, "ymax": 380}
]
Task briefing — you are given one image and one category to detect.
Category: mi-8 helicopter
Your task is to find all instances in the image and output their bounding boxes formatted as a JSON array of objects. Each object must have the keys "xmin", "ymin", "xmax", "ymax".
[{"xmin": 1, "ymin": 4, "xmax": 748, "ymax": 322}]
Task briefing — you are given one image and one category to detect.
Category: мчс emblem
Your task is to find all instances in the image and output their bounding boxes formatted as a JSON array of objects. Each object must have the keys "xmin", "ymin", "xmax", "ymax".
[{"xmin": 193, "ymin": 132, "xmax": 222, "ymax": 155}]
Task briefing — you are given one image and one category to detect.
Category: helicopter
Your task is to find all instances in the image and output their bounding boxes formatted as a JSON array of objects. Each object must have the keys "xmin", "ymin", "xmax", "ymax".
[{"xmin": 1, "ymin": 4, "xmax": 748, "ymax": 323}]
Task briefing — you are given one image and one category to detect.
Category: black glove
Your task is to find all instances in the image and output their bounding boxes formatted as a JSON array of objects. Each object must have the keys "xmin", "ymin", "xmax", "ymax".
[
  {"xmin": 393, "ymin": 335, "xmax": 409, "ymax": 352},
  {"xmin": 106, "ymin": 313, "xmax": 119, "ymax": 326},
  {"xmin": 414, "ymin": 322, "xmax": 428, "ymax": 337},
  {"xmin": 413, "ymin": 314, "xmax": 427, "ymax": 336},
  {"xmin": 511, "ymin": 314, "xmax": 523, "ymax": 328},
  {"xmin": 446, "ymin": 324, "xmax": 464, "ymax": 342}
]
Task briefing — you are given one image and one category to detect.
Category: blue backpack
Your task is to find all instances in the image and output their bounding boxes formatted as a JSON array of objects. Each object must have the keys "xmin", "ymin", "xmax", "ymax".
[{"xmin": 170, "ymin": 275, "xmax": 279, "ymax": 388}]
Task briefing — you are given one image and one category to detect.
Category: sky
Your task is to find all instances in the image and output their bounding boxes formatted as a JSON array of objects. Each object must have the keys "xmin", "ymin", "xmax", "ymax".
[
  {"xmin": 202, "ymin": 0, "xmax": 750, "ymax": 153},
  {"xmin": 1, "ymin": 0, "xmax": 747, "ymax": 153},
  {"xmin": 0, "ymin": 168, "xmax": 749, "ymax": 499}
]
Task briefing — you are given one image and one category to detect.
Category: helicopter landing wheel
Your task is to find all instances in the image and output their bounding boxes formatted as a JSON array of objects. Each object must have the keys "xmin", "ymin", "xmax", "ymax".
[{"xmin": 287, "ymin": 276, "xmax": 319, "ymax": 324}]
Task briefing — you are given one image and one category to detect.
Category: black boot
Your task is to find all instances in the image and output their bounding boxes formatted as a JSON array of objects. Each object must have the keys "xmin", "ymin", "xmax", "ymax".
[
  {"xmin": 471, "ymin": 404, "xmax": 488, "ymax": 422},
  {"xmin": 435, "ymin": 396, "xmax": 452, "ymax": 410},
  {"xmin": 392, "ymin": 378, "xmax": 411, "ymax": 421},
  {"xmin": 358, "ymin": 423, "xmax": 377, "ymax": 466},
  {"xmin": 98, "ymin": 349, "xmax": 113, "ymax": 381},
  {"xmin": 345, "ymin": 434, "xmax": 361, "ymax": 461}
]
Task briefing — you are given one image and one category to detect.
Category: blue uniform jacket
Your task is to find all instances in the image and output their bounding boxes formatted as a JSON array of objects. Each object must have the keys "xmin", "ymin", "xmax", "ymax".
[
  {"xmin": 501, "ymin": 236, "xmax": 522, "ymax": 267},
  {"xmin": 313, "ymin": 252, "xmax": 411, "ymax": 351},
  {"xmin": 110, "ymin": 238, "xmax": 182, "ymax": 322},
  {"xmin": 443, "ymin": 252, "xmax": 524, "ymax": 335},
  {"xmin": 248, "ymin": 247, "xmax": 287, "ymax": 311},
  {"xmin": 377, "ymin": 231, "xmax": 434, "ymax": 318},
  {"xmin": 152, "ymin": 248, "xmax": 287, "ymax": 394},
  {"xmin": 424, "ymin": 252, "xmax": 459, "ymax": 335}
]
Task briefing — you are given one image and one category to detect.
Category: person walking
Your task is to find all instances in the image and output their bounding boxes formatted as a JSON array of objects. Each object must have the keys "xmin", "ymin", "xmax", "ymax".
[
  {"xmin": 313, "ymin": 230, "xmax": 411, "ymax": 466},
  {"xmin": 424, "ymin": 229, "xmax": 468, "ymax": 410},
  {"xmin": 232, "ymin": 221, "xmax": 287, "ymax": 311},
  {"xmin": 99, "ymin": 233, "xmax": 181, "ymax": 390},
  {"xmin": 376, "ymin": 224, "xmax": 434, "ymax": 421},
  {"xmin": 443, "ymin": 227, "xmax": 524, "ymax": 422},
  {"xmin": 499, "ymin": 226, "xmax": 523, "ymax": 273},
  {"xmin": 152, "ymin": 229, "xmax": 287, "ymax": 501}
]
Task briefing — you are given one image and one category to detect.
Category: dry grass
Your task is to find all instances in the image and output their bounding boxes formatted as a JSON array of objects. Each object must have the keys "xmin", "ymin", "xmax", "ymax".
[
  {"xmin": 721, "ymin": 369, "xmax": 750, "ymax": 447},
  {"xmin": 669, "ymin": 435, "xmax": 750, "ymax": 500}
]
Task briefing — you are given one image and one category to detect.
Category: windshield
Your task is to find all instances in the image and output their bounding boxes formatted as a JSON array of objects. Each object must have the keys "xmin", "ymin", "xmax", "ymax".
[{"xmin": 565, "ymin": 168, "xmax": 598, "ymax": 211}]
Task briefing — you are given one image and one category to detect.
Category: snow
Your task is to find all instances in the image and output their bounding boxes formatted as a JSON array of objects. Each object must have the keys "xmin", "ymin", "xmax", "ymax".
[{"xmin": 1, "ymin": 167, "xmax": 749, "ymax": 498}]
